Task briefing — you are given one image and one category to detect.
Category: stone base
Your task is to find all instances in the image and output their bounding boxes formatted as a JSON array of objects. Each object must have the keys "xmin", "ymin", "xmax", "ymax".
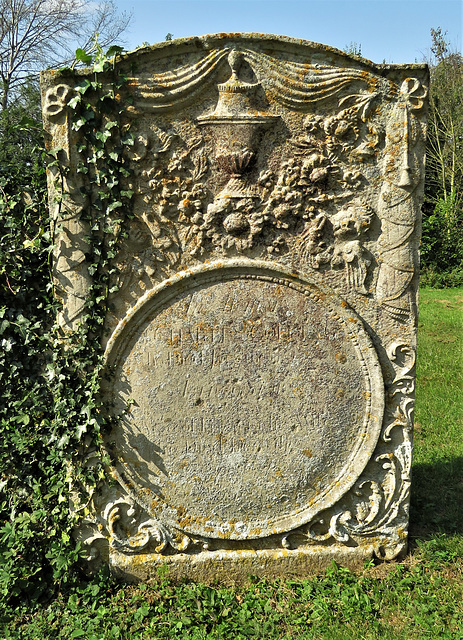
[{"xmin": 109, "ymin": 544, "xmax": 376, "ymax": 585}]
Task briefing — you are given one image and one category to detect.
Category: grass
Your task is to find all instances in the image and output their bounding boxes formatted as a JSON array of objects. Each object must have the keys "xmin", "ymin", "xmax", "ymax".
[
  {"xmin": 411, "ymin": 288, "xmax": 463, "ymax": 543},
  {"xmin": 3, "ymin": 287, "xmax": 463, "ymax": 639}
]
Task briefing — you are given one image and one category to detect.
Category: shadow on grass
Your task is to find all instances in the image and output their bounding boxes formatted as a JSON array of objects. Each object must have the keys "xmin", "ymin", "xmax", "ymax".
[{"xmin": 409, "ymin": 456, "xmax": 463, "ymax": 541}]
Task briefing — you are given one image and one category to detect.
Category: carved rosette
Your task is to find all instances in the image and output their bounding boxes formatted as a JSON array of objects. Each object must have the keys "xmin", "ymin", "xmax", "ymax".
[{"xmin": 43, "ymin": 84, "xmax": 73, "ymax": 120}]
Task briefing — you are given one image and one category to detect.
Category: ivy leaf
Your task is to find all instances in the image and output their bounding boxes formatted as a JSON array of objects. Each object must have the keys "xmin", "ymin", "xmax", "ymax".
[
  {"xmin": 0, "ymin": 319, "xmax": 10, "ymax": 334},
  {"xmin": 1, "ymin": 338, "xmax": 14, "ymax": 351},
  {"xmin": 106, "ymin": 45, "xmax": 124, "ymax": 58},
  {"xmin": 96, "ymin": 130, "xmax": 111, "ymax": 143},
  {"xmin": 82, "ymin": 109, "xmax": 95, "ymax": 122},
  {"xmin": 57, "ymin": 434, "xmax": 70, "ymax": 449},
  {"xmin": 75, "ymin": 79, "xmax": 92, "ymax": 94},
  {"xmin": 18, "ymin": 413, "xmax": 30, "ymax": 426},
  {"xmin": 106, "ymin": 201, "xmax": 122, "ymax": 213},
  {"xmin": 72, "ymin": 118, "xmax": 87, "ymax": 131},
  {"xmin": 121, "ymin": 132, "xmax": 134, "ymax": 146},
  {"xmin": 93, "ymin": 60, "xmax": 107, "ymax": 73},
  {"xmin": 76, "ymin": 423, "xmax": 87, "ymax": 440},
  {"xmin": 67, "ymin": 95, "xmax": 81, "ymax": 109},
  {"xmin": 75, "ymin": 48, "xmax": 93, "ymax": 65}
]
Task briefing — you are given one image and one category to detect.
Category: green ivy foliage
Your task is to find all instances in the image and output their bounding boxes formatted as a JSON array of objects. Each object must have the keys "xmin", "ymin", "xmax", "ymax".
[
  {"xmin": 0, "ymin": 46, "xmax": 132, "ymax": 609},
  {"xmin": 0, "ymin": 85, "xmax": 77, "ymax": 605},
  {"xmin": 421, "ymin": 192, "xmax": 463, "ymax": 287}
]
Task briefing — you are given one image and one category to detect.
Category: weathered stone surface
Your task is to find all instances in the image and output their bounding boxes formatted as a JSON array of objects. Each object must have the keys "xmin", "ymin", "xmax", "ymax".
[
  {"xmin": 41, "ymin": 34, "xmax": 428, "ymax": 581},
  {"xmin": 108, "ymin": 262, "xmax": 384, "ymax": 540}
]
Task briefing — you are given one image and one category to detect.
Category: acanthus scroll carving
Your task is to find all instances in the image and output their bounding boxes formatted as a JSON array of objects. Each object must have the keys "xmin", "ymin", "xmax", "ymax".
[
  {"xmin": 105, "ymin": 500, "xmax": 192, "ymax": 554},
  {"xmin": 281, "ymin": 340, "xmax": 415, "ymax": 560},
  {"xmin": 79, "ymin": 497, "xmax": 194, "ymax": 559}
]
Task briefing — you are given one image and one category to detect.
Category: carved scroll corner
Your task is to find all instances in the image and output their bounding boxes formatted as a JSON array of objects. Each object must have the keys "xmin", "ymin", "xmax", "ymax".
[
  {"xmin": 75, "ymin": 520, "xmax": 110, "ymax": 572},
  {"xmin": 100, "ymin": 498, "xmax": 193, "ymax": 556},
  {"xmin": 372, "ymin": 533, "xmax": 409, "ymax": 562},
  {"xmin": 287, "ymin": 434, "xmax": 412, "ymax": 554},
  {"xmin": 44, "ymin": 84, "xmax": 74, "ymax": 121}
]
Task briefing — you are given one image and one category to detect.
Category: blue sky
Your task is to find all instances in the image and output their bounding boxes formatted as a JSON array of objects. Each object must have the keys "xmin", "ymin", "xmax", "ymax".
[{"xmin": 113, "ymin": 0, "xmax": 462, "ymax": 64}]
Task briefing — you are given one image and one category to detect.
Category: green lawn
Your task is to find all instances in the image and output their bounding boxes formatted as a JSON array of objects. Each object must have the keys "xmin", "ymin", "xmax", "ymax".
[
  {"xmin": 412, "ymin": 288, "xmax": 463, "ymax": 543},
  {"xmin": 3, "ymin": 287, "xmax": 463, "ymax": 640}
]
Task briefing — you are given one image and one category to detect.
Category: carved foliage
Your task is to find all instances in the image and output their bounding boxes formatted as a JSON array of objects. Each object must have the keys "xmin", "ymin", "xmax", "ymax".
[
  {"xmin": 116, "ymin": 53, "xmax": 391, "ymax": 297},
  {"xmin": 282, "ymin": 341, "xmax": 415, "ymax": 559},
  {"xmin": 79, "ymin": 497, "xmax": 194, "ymax": 562},
  {"xmin": 49, "ymin": 46, "xmax": 426, "ymax": 310}
]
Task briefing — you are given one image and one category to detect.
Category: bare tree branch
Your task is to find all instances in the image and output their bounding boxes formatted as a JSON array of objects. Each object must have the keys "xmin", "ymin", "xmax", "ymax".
[{"xmin": 0, "ymin": 0, "xmax": 131, "ymax": 108}]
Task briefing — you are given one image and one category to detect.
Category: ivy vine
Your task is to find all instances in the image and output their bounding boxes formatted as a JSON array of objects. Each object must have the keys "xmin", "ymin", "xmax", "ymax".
[{"xmin": 0, "ymin": 45, "xmax": 134, "ymax": 609}]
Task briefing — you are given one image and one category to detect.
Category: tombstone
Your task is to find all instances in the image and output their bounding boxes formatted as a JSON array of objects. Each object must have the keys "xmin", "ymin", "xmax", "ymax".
[{"xmin": 41, "ymin": 34, "xmax": 428, "ymax": 582}]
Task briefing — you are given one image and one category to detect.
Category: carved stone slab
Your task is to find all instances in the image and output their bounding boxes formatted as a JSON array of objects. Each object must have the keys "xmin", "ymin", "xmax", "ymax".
[{"xmin": 41, "ymin": 34, "xmax": 428, "ymax": 582}]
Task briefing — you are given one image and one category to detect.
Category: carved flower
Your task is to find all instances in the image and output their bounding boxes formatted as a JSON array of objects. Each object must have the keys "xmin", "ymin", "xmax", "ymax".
[
  {"xmin": 278, "ymin": 159, "xmax": 301, "ymax": 188},
  {"xmin": 335, "ymin": 120, "xmax": 351, "ymax": 138},
  {"xmin": 324, "ymin": 112, "xmax": 359, "ymax": 148},
  {"xmin": 178, "ymin": 196, "xmax": 202, "ymax": 221},
  {"xmin": 309, "ymin": 166, "xmax": 329, "ymax": 184},
  {"xmin": 331, "ymin": 204, "xmax": 372, "ymax": 240},
  {"xmin": 267, "ymin": 235, "xmax": 286, "ymax": 255},
  {"xmin": 202, "ymin": 196, "xmax": 263, "ymax": 251},
  {"xmin": 303, "ymin": 114, "xmax": 324, "ymax": 135},
  {"xmin": 261, "ymin": 162, "xmax": 305, "ymax": 231},
  {"xmin": 151, "ymin": 181, "xmax": 182, "ymax": 218},
  {"xmin": 223, "ymin": 211, "xmax": 248, "ymax": 234},
  {"xmin": 272, "ymin": 203, "xmax": 299, "ymax": 229},
  {"xmin": 258, "ymin": 169, "xmax": 273, "ymax": 189},
  {"xmin": 126, "ymin": 135, "xmax": 150, "ymax": 162},
  {"xmin": 342, "ymin": 170, "xmax": 363, "ymax": 189},
  {"xmin": 167, "ymin": 152, "xmax": 184, "ymax": 172}
]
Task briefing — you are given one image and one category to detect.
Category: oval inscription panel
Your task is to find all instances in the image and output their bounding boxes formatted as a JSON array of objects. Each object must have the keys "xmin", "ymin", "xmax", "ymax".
[{"xmin": 108, "ymin": 266, "xmax": 384, "ymax": 539}]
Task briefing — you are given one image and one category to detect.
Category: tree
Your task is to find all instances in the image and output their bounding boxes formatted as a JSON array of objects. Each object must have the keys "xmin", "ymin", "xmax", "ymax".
[
  {"xmin": 421, "ymin": 28, "xmax": 463, "ymax": 285},
  {"xmin": 0, "ymin": 0, "xmax": 130, "ymax": 109},
  {"xmin": 426, "ymin": 28, "xmax": 463, "ymax": 207}
]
